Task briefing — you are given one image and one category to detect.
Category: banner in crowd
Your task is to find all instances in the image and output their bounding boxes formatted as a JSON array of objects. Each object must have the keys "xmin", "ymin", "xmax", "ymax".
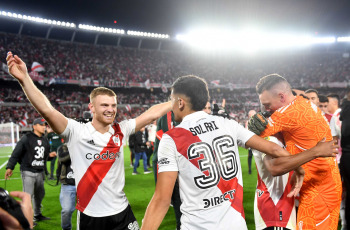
[{"xmin": 31, "ymin": 62, "xmax": 45, "ymax": 72}]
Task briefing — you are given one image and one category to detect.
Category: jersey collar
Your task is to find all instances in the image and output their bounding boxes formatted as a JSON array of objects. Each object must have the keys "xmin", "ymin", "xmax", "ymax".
[
  {"xmin": 87, "ymin": 122, "xmax": 115, "ymax": 135},
  {"xmin": 182, "ymin": 111, "xmax": 208, "ymax": 123}
]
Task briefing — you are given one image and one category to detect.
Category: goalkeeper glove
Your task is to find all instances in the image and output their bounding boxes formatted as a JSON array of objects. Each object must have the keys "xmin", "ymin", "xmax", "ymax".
[{"xmin": 248, "ymin": 112, "xmax": 269, "ymax": 135}]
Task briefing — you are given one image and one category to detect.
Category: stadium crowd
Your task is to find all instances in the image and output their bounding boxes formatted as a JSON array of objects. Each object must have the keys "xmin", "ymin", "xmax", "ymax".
[
  {"xmin": 1, "ymin": 85, "xmax": 348, "ymax": 127},
  {"xmin": 0, "ymin": 33, "xmax": 350, "ymax": 87},
  {"xmin": 1, "ymin": 31, "xmax": 350, "ymax": 230}
]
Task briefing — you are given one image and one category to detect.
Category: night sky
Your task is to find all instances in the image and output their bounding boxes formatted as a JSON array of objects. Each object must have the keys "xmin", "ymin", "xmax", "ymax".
[{"xmin": 1, "ymin": 0, "xmax": 350, "ymax": 36}]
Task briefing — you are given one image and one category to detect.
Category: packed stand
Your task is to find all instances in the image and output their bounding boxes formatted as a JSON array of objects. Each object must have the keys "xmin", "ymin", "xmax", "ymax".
[{"xmin": 0, "ymin": 33, "xmax": 349, "ymax": 87}]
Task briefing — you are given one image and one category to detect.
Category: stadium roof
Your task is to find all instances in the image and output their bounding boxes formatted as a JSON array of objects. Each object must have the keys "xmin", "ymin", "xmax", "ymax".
[{"xmin": 1, "ymin": 0, "xmax": 350, "ymax": 36}]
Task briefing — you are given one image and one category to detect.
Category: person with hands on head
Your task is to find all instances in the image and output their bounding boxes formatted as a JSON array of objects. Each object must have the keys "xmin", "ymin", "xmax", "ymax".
[
  {"xmin": 6, "ymin": 51, "xmax": 172, "ymax": 230},
  {"xmin": 0, "ymin": 191, "xmax": 34, "ymax": 230},
  {"xmin": 140, "ymin": 75, "xmax": 337, "ymax": 230}
]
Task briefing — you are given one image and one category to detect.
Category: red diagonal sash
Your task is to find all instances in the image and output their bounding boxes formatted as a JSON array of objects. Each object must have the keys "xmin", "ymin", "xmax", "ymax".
[
  {"xmin": 167, "ymin": 127, "xmax": 245, "ymax": 218},
  {"xmin": 256, "ymin": 171, "xmax": 294, "ymax": 227},
  {"xmin": 76, "ymin": 124, "xmax": 123, "ymax": 212}
]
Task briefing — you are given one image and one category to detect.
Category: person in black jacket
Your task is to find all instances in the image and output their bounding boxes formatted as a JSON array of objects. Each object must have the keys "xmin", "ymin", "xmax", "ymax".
[
  {"xmin": 133, "ymin": 127, "xmax": 152, "ymax": 175},
  {"xmin": 128, "ymin": 133, "xmax": 136, "ymax": 168},
  {"xmin": 340, "ymin": 89, "xmax": 350, "ymax": 227},
  {"xmin": 5, "ymin": 118, "xmax": 56, "ymax": 222},
  {"xmin": 56, "ymin": 143, "xmax": 76, "ymax": 230}
]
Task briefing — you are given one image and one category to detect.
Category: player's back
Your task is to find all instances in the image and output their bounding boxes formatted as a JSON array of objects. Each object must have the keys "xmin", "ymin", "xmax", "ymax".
[
  {"xmin": 162, "ymin": 111, "xmax": 254, "ymax": 229},
  {"xmin": 252, "ymin": 136, "xmax": 296, "ymax": 230}
]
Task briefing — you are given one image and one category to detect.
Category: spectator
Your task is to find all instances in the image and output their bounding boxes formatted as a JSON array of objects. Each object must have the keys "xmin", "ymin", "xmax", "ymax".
[
  {"xmin": 305, "ymin": 89, "xmax": 319, "ymax": 106},
  {"xmin": 133, "ymin": 127, "xmax": 152, "ymax": 175},
  {"xmin": 47, "ymin": 126, "xmax": 64, "ymax": 180},
  {"xmin": 340, "ymin": 89, "xmax": 350, "ymax": 229},
  {"xmin": 5, "ymin": 118, "xmax": 56, "ymax": 223},
  {"xmin": 318, "ymin": 94, "xmax": 332, "ymax": 122},
  {"xmin": 56, "ymin": 143, "xmax": 76, "ymax": 230}
]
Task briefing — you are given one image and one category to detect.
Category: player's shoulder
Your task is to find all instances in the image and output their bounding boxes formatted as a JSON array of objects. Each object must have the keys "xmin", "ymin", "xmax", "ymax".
[{"xmin": 118, "ymin": 119, "xmax": 135, "ymax": 130}]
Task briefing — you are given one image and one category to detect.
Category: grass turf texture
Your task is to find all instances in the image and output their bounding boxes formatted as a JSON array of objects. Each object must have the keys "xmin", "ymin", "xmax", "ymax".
[
  {"xmin": 0, "ymin": 146, "xmax": 342, "ymax": 229},
  {"xmin": 0, "ymin": 146, "xmax": 263, "ymax": 230}
]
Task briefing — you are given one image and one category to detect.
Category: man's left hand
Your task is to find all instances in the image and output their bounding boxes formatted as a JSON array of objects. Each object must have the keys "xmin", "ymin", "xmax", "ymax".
[{"xmin": 248, "ymin": 112, "xmax": 269, "ymax": 135}]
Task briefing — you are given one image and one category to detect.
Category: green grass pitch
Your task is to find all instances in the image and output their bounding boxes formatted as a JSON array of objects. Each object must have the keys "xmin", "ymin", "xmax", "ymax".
[
  {"xmin": 0, "ymin": 146, "xmax": 342, "ymax": 229},
  {"xmin": 0, "ymin": 146, "xmax": 256, "ymax": 230}
]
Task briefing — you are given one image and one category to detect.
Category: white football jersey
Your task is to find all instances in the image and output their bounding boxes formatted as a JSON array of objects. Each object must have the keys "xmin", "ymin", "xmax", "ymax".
[
  {"xmin": 158, "ymin": 111, "xmax": 254, "ymax": 230},
  {"xmin": 252, "ymin": 136, "xmax": 296, "ymax": 230},
  {"xmin": 61, "ymin": 118, "xmax": 135, "ymax": 217}
]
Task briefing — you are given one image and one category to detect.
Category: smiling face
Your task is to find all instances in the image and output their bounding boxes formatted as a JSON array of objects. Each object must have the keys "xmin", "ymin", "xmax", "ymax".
[{"xmin": 89, "ymin": 94, "xmax": 117, "ymax": 126}]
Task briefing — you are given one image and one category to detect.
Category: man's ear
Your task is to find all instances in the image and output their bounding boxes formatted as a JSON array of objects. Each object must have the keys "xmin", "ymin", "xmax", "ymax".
[
  {"xmin": 88, "ymin": 103, "xmax": 94, "ymax": 112},
  {"xmin": 178, "ymin": 98, "xmax": 185, "ymax": 110},
  {"xmin": 279, "ymin": 93, "xmax": 286, "ymax": 103}
]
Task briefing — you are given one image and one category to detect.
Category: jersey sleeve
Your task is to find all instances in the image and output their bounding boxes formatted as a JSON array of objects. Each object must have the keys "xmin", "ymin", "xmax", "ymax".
[
  {"xmin": 260, "ymin": 112, "xmax": 286, "ymax": 138},
  {"xmin": 6, "ymin": 135, "xmax": 27, "ymax": 170},
  {"xmin": 232, "ymin": 120, "xmax": 255, "ymax": 148},
  {"xmin": 119, "ymin": 119, "xmax": 136, "ymax": 141},
  {"xmin": 330, "ymin": 114, "xmax": 341, "ymax": 137},
  {"xmin": 60, "ymin": 119, "xmax": 83, "ymax": 144},
  {"xmin": 157, "ymin": 134, "xmax": 178, "ymax": 173}
]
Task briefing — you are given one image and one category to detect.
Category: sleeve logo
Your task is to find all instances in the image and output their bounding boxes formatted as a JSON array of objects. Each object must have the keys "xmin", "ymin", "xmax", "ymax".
[{"xmin": 158, "ymin": 158, "xmax": 170, "ymax": 165}]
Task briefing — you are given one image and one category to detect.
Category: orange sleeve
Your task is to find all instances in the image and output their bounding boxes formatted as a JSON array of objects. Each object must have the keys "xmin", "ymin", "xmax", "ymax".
[{"xmin": 260, "ymin": 111, "xmax": 288, "ymax": 138}]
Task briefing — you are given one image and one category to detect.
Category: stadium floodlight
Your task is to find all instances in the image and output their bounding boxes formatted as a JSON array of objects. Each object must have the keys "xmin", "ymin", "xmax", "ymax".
[
  {"xmin": 337, "ymin": 37, "xmax": 350, "ymax": 42},
  {"xmin": 78, "ymin": 24, "xmax": 125, "ymax": 34},
  {"xmin": 177, "ymin": 27, "xmax": 341, "ymax": 53},
  {"xmin": 127, "ymin": 30, "xmax": 169, "ymax": 39},
  {"xmin": 0, "ymin": 10, "xmax": 77, "ymax": 29},
  {"xmin": 309, "ymin": 36, "xmax": 336, "ymax": 44}
]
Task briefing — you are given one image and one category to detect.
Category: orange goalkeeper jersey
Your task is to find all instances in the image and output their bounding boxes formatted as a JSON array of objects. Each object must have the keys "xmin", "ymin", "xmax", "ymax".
[{"xmin": 260, "ymin": 96, "xmax": 341, "ymax": 229}]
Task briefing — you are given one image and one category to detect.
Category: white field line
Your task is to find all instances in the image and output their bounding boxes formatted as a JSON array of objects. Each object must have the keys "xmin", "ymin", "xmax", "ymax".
[{"xmin": 0, "ymin": 160, "xmax": 8, "ymax": 170}]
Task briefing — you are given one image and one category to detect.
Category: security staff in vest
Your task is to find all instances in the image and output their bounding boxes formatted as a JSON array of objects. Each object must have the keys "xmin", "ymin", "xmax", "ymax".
[{"xmin": 5, "ymin": 118, "xmax": 56, "ymax": 222}]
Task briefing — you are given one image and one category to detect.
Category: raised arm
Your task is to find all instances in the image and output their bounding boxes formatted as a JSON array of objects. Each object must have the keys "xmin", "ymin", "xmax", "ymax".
[
  {"xmin": 6, "ymin": 52, "xmax": 67, "ymax": 134},
  {"xmin": 135, "ymin": 101, "xmax": 172, "ymax": 132}
]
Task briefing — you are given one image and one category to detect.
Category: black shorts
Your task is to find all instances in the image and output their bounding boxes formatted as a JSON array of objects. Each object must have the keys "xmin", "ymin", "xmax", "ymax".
[{"xmin": 78, "ymin": 205, "xmax": 139, "ymax": 230}]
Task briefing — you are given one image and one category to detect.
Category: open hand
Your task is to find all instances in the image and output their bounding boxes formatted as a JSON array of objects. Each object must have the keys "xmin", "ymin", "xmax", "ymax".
[
  {"xmin": 287, "ymin": 167, "xmax": 305, "ymax": 198},
  {"xmin": 314, "ymin": 138, "xmax": 338, "ymax": 158},
  {"xmin": 6, "ymin": 52, "xmax": 29, "ymax": 83}
]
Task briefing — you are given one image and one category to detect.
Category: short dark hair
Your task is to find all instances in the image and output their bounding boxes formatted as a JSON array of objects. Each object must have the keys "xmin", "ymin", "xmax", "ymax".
[
  {"xmin": 327, "ymin": 93, "xmax": 340, "ymax": 106},
  {"xmin": 256, "ymin": 74, "xmax": 289, "ymax": 94},
  {"xmin": 318, "ymin": 94, "xmax": 329, "ymax": 103},
  {"xmin": 305, "ymin": 89, "xmax": 319, "ymax": 96},
  {"xmin": 172, "ymin": 75, "xmax": 209, "ymax": 111}
]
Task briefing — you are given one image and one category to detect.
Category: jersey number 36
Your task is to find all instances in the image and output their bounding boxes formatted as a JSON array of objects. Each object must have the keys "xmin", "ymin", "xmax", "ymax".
[{"xmin": 188, "ymin": 135, "xmax": 238, "ymax": 189}]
